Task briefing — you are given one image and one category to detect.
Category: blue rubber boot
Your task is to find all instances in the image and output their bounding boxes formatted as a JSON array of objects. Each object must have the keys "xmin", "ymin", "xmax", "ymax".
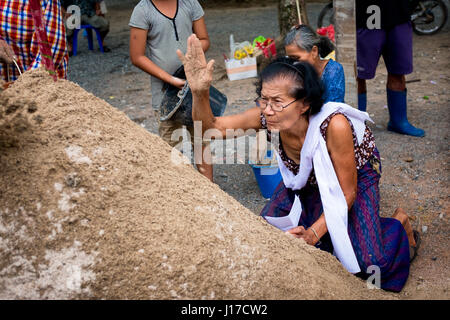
[
  {"xmin": 358, "ymin": 92, "xmax": 367, "ymax": 112},
  {"xmin": 387, "ymin": 88, "xmax": 425, "ymax": 137}
]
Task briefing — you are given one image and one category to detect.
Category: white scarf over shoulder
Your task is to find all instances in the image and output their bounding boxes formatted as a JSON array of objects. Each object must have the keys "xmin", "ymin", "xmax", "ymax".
[{"xmin": 266, "ymin": 102, "xmax": 373, "ymax": 274}]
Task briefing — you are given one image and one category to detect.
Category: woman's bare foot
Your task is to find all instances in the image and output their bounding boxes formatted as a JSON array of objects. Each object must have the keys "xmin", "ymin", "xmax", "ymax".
[{"xmin": 392, "ymin": 207, "xmax": 416, "ymax": 247}]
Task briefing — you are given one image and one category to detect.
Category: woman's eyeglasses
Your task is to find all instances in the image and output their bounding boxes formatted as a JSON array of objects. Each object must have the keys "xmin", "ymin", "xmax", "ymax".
[{"xmin": 255, "ymin": 97, "xmax": 299, "ymax": 112}]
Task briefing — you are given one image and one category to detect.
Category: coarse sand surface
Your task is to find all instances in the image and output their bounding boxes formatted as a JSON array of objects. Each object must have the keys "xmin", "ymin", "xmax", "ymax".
[{"xmin": 0, "ymin": 69, "xmax": 395, "ymax": 299}]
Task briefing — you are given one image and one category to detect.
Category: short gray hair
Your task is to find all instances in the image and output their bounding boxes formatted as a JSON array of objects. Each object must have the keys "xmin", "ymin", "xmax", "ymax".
[{"xmin": 284, "ymin": 25, "xmax": 334, "ymax": 58}]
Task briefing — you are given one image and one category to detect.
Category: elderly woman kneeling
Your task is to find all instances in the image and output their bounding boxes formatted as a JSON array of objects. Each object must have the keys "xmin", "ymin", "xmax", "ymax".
[{"xmin": 177, "ymin": 35, "xmax": 419, "ymax": 292}]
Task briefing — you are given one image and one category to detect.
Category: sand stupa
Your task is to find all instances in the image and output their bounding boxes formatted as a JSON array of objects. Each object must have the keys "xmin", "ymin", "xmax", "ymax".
[{"xmin": 0, "ymin": 69, "xmax": 393, "ymax": 299}]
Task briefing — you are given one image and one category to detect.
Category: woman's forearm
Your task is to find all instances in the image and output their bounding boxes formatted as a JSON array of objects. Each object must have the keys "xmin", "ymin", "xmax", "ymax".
[
  {"xmin": 191, "ymin": 90, "xmax": 216, "ymax": 132},
  {"xmin": 345, "ymin": 192, "xmax": 356, "ymax": 210},
  {"xmin": 309, "ymin": 192, "xmax": 355, "ymax": 245}
]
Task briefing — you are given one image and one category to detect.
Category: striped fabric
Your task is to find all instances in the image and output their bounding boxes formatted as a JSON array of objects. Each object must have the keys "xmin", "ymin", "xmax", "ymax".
[
  {"xmin": 261, "ymin": 148, "xmax": 410, "ymax": 292},
  {"xmin": 0, "ymin": 0, "xmax": 68, "ymax": 81}
]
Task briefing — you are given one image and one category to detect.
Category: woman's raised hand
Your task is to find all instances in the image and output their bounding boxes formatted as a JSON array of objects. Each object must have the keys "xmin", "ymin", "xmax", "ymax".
[{"xmin": 177, "ymin": 34, "xmax": 215, "ymax": 93}]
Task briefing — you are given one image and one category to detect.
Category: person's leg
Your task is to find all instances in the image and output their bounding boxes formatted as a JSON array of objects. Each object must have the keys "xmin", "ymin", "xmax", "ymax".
[
  {"xmin": 189, "ymin": 126, "xmax": 213, "ymax": 182},
  {"xmin": 197, "ymin": 144, "xmax": 213, "ymax": 182},
  {"xmin": 384, "ymin": 22, "xmax": 424, "ymax": 137},
  {"xmin": 159, "ymin": 117, "xmax": 213, "ymax": 181},
  {"xmin": 83, "ymin": 15, "xmax": 110, "ymax": 50},
  {"xmin": 64, "ymin": 20, "xmax": 74, "ymax": 54},
  {"xmin": 357, "ymin": 78, "xmax": 367, "ymax": 111},
  {"xmin": 357, "ymin": 77, "xmax": 366, "ymax": 94},
  {"xmin": 158, "ymin": 117, "xmax": 184, "ymax": 148},
  {"xmin": 387, "ymin": 73, "xmax": 406, "ymax": 91},
  {"xmin": 96, "ymin": 16, "xmax": 110, "ymax": 46},
  {"xmin": 392, "ymin": 207, "xmax": 416, "ymax": 247},
  {"xmin": 356, "ymin": 28, "xmax": 384, "ymax": 111}
]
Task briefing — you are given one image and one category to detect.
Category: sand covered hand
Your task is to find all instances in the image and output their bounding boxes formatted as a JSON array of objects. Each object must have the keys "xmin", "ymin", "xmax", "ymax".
[{"xmin": 177, "ymin": 34, "xmax": 214, "ymax": 93}]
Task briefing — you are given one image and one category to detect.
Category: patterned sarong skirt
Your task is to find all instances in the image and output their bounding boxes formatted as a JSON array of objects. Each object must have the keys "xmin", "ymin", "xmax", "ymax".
[{"xmin": 260, "ymin": 149, "xmax": 410, "ymax": 292}]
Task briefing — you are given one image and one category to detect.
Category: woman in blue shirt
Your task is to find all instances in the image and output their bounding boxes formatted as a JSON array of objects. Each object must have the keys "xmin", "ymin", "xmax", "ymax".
[{"xmin": 285, "ymin": 25, "xmax": 345, "ymax": 103}]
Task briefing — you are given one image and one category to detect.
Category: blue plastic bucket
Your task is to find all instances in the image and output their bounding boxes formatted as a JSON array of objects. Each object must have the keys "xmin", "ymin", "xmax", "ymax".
[{"xmin": 250, "ymin": 150, "xmax": 282, "ymax": 199}]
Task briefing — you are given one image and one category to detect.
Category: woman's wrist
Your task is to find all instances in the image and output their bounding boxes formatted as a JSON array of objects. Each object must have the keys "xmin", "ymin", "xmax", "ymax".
[
  {"xmin": 309, "ymin": 226, "xmax": 322, "ymax": 246},
  {"xmin": 191, "ymin": 88, "xmax": 210, "ymax": 98}
]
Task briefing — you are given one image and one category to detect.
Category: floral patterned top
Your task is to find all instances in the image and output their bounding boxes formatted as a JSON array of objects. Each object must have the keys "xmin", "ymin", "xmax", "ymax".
[{"xmin": 261, "ymin": 111, "xmax": 376, "ymax": 181}]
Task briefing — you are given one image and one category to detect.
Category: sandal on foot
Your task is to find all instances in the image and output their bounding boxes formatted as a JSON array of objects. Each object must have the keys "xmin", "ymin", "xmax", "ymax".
[{"xmin": 409, "ymin": 230, "xmax": 421, "ymax": 263}]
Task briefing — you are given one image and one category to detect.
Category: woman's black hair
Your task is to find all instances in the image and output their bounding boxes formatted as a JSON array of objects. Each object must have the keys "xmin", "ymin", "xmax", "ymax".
[{"xmin": 255, "ymin": 57, "xmax": 325, "ymax": 115}]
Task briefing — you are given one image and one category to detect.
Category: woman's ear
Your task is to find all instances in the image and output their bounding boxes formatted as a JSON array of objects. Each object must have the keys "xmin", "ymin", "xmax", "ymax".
[
  {"xmin": 299, "ymin": 99, "xmax": 311, "ymax": 115},
  {"xmin": 311, "ymin": 45, "xmax": 319, "ymax": 59}
]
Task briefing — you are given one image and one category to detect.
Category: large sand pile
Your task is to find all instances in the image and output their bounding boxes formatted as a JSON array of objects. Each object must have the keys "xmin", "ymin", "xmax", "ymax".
[{"xmin": 0, "ymin": 69, "xmax": 394, "ymax": 299}]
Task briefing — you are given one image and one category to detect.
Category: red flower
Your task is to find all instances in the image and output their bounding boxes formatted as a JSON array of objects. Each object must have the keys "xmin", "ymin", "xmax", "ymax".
[{"xmin": 316, "ymin": 24, "xmax": 335, "ymax": 43}]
